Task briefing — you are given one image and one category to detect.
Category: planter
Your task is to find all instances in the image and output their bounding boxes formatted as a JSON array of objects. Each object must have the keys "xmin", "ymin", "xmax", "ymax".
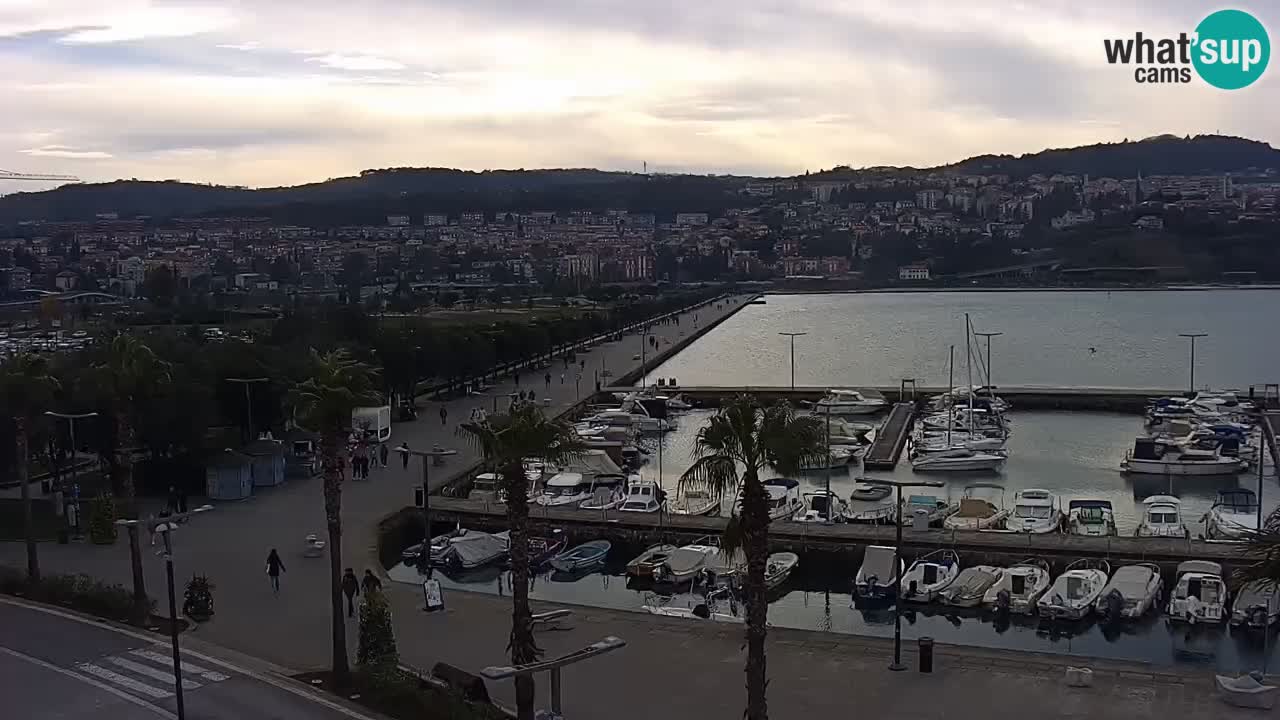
[{"xmin": 183, "ymin": 574, "xmax": 215, "ymax": 621}]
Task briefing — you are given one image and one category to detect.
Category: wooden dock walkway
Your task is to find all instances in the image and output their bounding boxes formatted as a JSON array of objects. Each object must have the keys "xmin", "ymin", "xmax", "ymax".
[
  {"xmin": 429, "ymin": 496, "xmax": 1250, "ymax": 566},
  {"xmin": 863, "ymin": 402, "xmax": 915, "ymax": 470}
]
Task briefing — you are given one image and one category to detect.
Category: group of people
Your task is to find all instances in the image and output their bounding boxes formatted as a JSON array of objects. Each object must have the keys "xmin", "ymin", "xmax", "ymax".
[
  {"xmin": 263, "ymin": 548, "xmax": 383, "ymax": 617},
  {"xmin": 348, "ymin": 441, "xmax": 390, "ymax": 480}
]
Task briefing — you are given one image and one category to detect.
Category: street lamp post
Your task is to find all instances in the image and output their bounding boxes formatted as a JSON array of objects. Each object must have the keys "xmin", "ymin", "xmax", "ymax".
[
  {"xmin": 640, "ymin": 326, "xmax": 650, "ymax": 389},
  {"xmin": 1177, "ymin": 333, "xmax": 1208, "ymax": 394},
  {"xmin": 226, "ymin": 378, "xmax": 268, "ymax": 441},
  {"xmin": 862, "ymin": 477, "xmax": 945, "ymax": 672},
  {"xmin": 44, "ymin": 410, "xmax": 98, "ymax": 535},
  {"xmin": 778, "ymin": 332, "xmax": 807, "ymax": 391},
  {"xmin": 973, "ymin": 332, "xmax": 1002, "ymax": 388},
  {"xmin": 396, "ymin": 445, "xmax": 458, "ymax": 578}
]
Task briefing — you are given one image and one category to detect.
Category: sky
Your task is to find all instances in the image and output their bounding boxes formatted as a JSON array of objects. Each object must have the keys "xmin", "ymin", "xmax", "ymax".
[{"xmin": 0, "ymin": 0, "xmax": 1276, "ymax": 188}]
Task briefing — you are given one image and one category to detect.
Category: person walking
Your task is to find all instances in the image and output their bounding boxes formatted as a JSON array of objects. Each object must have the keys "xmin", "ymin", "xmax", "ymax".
[
  {"xmin": 341, "ymin": 568, "xmax": 359, "ymax": 617},
  {"xmin": 379, "ymin": 443, "xmax": 389, "ymax": 469},
  {"xmin": 361, "ymin": 569, "xmax": 382, "ymax": 595},
  {"xmin": 560, "ymin": 372, "xmax": 565, "ymax": 385},
  {"xmin": 398, "ymin": 442, "xmax": 410, "ymax": 469},
  {"xmin": 544, "ymin": 372, "xmax": 551, "ymax": 389},
  {"xmin": 265, "ymin": 549, "xmax": 285, "ymax": 595},
  {"xmin": 439, "ymin": 405, "xmax": 448, "ymax": 427}
]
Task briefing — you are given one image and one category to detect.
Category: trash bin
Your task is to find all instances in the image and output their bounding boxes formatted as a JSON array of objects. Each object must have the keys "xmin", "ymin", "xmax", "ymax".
[{"xmin": 918, "ymin": 637, "xmax": 934, "ymax": 673}]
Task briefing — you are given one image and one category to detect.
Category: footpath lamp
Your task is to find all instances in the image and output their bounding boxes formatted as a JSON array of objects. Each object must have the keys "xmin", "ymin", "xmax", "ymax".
[
  {"xmin": 226, "ymin": 377, "xmax": 268, "ymax": 440},
  {"xmin": 116, "ymin": 505, "xmax": 213, "ymax": 720},
  {"xmin": 396, "ymin": 445, "xmax": 458, "ymax": 572},
  {"xmin": 778, "ymin": 332, "xmax": 806, "ymax": 390},
  {"xmin": 44, "ymin": 410, "xmax": 98, "ymax": 535},
  {"xmin": 862, "ymin": 477, "xmax": 944, "ymax": 672},
  {"xmin": 1177, "ymin": 333, "xmax": 1207, "ymax": 395}
]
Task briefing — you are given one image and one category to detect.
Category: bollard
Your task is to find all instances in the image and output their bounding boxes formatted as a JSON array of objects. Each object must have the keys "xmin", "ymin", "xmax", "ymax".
[{"xmin": 918, "ymin": 636, "xmax": 934, "ymax": 673}]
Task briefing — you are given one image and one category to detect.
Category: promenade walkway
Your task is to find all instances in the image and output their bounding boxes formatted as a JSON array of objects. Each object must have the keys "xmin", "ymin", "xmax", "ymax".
[{"xmin": 0, "ymin": 293, "xmax": 1252, "ymax": 718}]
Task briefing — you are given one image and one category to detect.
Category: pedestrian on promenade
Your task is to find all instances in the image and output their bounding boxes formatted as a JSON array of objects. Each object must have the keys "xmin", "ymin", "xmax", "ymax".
[
  {"xmin": 398, "ymin": 442, "xmax": 410, "ymax": 469},
  {"xmin": 580, "ymin": 359, "xmax": 586, "ymax": 370},
  {"xmin": 529, "ymin": 389, "xmax": 536, "ymax": 403},
  {"xmin": 361, "ymin": 569, "xmax": 382, "ymax": 594},
  {"xmin": 544, "ymin": 372, "xmax": 551, "ymax": 389},
  {"xmin": 341, "ymin": 568, "xmax": 359, "ymax": 617},
  {"xmin": 439, "ymin": 405, "xmax": 448, "ymax": 426},
  {"xmin": 514, "ymin": 370, "xmax": 520, "ymax": 386},
  {"xmin": 265, "ymin": 549, "xmax": 285, "ymax": 595},
  {"xmin": 560, "ymin": 373, "xmax": 565, "ymax": 385},
  {"xmin": 379, "ymin": 443, "xmax": 389, "ymax": 469}
]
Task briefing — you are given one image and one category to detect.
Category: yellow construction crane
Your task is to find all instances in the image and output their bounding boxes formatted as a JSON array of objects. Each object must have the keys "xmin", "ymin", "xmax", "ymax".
[{"xmin": 0, "ymin": 169, "xmax": 82, "ymax": 182}]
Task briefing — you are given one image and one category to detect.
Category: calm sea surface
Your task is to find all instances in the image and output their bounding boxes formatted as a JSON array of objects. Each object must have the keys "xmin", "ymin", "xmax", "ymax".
[{"xmin": 644, "ymin": 290, "xmax": 1280, "ymax": 389}]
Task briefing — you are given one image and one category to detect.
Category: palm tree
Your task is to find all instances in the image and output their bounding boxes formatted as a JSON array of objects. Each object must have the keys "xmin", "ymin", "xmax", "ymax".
[
  {"xmin": 458, "ymin": 401, "xmax": 584, "ymax": 720},
  {"xmin": 288, "ymin": 349, "xmax": 379, "ymax": 686},
  {"xmin": 679, "ymin": 395, "xmax": 824, "ymax": 720},
  {"xmin": 93, "ymin": 334, "xmax": 171, "ymax": 519},
  {"xmin": 1235, "ymin": 507, "xmax": 1280, "ymax": 591},
  {"xmin": 0, "ymin": 353, "xmax": 60, "ymax": 583}
]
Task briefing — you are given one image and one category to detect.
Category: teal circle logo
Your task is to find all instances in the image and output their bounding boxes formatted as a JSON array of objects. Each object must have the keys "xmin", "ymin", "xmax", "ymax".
[{"xmin": 1192, "ymin": 9, "xmax": 1270, "ymax": 89}]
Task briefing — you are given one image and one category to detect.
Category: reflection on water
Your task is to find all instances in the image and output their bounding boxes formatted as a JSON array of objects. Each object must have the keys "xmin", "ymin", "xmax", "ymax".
[{"xmin": 390, "ymin": 550, "xmax": 1280, "ymax": 674}]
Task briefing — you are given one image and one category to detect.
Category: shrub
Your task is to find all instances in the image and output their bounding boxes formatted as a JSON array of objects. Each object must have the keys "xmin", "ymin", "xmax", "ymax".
[
  {"xmin": 0, "ymin": 571, "xmax": 150, "ymax": 624},
  {"xmin": 183, "ymin": 575, "xmax": 215, "ymax": 621},
  {"xmin": 88, "ymin": 494, "xmax": 117, "ymax": 544},
  {"xmin": 357, "ymin": 588, "xmax": 398, "ymax": 668},
  {"xmin": 349, "ymin": 667, "xmax": 507, "ymax": 720}
]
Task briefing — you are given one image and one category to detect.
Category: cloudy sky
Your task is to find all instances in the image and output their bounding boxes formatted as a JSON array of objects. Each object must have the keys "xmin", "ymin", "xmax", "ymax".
[{"xmin": 1, "ymin": 0, "xmax": 1275, "ymax": 188}]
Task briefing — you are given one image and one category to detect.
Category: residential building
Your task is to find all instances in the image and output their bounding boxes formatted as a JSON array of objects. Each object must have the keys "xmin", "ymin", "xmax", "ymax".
[
  {"xmin": 675, "ymin": 212, "xmax": 709, "ymax": 226},
  {"xmin": 387, "ymin": 215, "xmax": 410, "ymax": 227},
  {"xmin": 898, "ymin": 264, "xmax": 930, "ymax": 281}
]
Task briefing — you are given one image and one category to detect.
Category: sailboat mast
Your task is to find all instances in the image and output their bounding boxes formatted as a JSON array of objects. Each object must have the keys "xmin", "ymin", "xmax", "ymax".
[
  {"xmin": 947, "ymin": 344, "xmax": 955, "ymax": 446},
  {"xmin": 965, "ymin": 314, "xmax": 974, "ymax": 435}
]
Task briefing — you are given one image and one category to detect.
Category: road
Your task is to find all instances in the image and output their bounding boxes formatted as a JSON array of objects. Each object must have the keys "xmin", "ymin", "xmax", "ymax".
[{"xmin": 0, "ymin": 599, "xmax": 377, "ymax": 720}]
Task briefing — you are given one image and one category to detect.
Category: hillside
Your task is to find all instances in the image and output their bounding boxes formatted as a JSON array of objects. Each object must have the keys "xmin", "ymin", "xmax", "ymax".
[{"xmin": 939, "ymin": 134, "xmax": 1280, "ymax": 178}]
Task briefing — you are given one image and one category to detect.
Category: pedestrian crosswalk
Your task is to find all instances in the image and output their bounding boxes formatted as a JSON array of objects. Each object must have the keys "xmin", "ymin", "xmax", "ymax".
[{"xmin": 74, "ymin": 646, "xmax": 232, "ymax": 700}]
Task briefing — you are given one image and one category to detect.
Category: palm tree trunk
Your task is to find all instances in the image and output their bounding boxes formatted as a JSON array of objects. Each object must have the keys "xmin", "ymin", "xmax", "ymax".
[
  {"xmin": 16, "ymin": 416, "xmax": 39, "ymax": 583},
  {"xmin": 740, "ymin": 470, "xmax": 770, "ymax": 720},
  {"xmin": 114, "ymin": 412, "xmax": 149, "ymax": 624},
  {"xmin": 503, "ymin": 460, "xmax": 538, "ymax": 720},
  {"xmin": 322, "ymin": 430, "xmax": 350, "ymax": 685}
]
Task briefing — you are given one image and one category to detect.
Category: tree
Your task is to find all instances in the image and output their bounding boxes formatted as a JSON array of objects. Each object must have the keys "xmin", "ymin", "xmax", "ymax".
[
  {"xmin": 678, "ymin": 396, "xmax": 824, "ymax": 720},
  {"xmin": 143, "ymin": 266, "xmax": 177, "ymax": 308},
  {"xmin": 288, "ymin": 349, "xmax": 379, "ymax": 686},
  {"xmin": 0, "ymin": 353, "xmax": 60, "ymax": 583},
  {"xmin": 457, "ymin": 403, "xmax": 585, "ymax": 720}
]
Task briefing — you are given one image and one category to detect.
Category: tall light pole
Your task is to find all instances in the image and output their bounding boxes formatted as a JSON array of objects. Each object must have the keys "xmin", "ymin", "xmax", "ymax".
[
  {"xmin": 396, "ymin": 444, "xmax": 458, "ymax": 577},
  {"xmin": 44, "ymin": 410, "xmax": 98, "ymax": 534},
  {"xmin": 226, "ymin": 377, "xmax": 268, "ymax": 441},
  {"xmin": 778, "ymin": 332, "xmax": 807, "ymax": 390},
  {"xmin": 862, "ymin": 477, "xmax": 945, "ymax": 672},
  {"xmin": 973, "ymin": 332, "xmax": 1002, "ymax": 388},
  {"xmin": 1177, "ymin": 333, "xmax": 1207, "ymax": 394}
]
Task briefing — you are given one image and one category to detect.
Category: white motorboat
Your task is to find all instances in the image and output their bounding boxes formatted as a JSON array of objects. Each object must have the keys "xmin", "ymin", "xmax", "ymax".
[
  {"xmin": 940, "ymin": 565, "xmax": 1004, "ymax": 608},
  {"xmin": 1135, "ymin": 495, "xmax": 1190, "ymax": 538},
  {"xmin": 644, "ymin": 587, "xmax": 741, "ymax": 623},
  {"xmin": 1121, "ymin": 438, "xmax": 1246, "ymax": 476},
  {"xmin": 983, "ymin": 559, "xmax": 1052, "ymax": 615},
  {"xmin": 900, "ymin": 494, "xmax": 958, "ymax": 526},
  {"xmin": 854, "ymin": 545, "xmax": 902, "ymax": 602},
  {"xmin": 921, "ymin": 408, "xmax": 1005, "ymax": 434},
  {"xmin": 792, "ymin": 490, "xmax": 848, "ymax": 523},
  {"xmin": 669, "ymin": 485, "xmax": 720, "ymax": 516},
  {"xmin": 846, "ymin": 500, "xmax": 896, "ymax": 524},
  {"xmin": 1095, "ymin": 563, "xmax": 1163, "ymax": 620},
  {"xmin": 910, "ymin": 446, "xmax": 1007, "ymax": 472},
  {"xmin": 626, "ymin": 543, "xmax": 678, "ymax": 578},
  {"xmin": 433, "ymin": 530, "xmax": 510, "ymax": 571},
  {"xmin": 800, "ymin": 445, "xmax": 859, "ymax": 470},
  {"xmin": 763, "ymin": 478, "xmax": 804, "ymax": 521},
  {"xmin": 1007, "ymin": 489, "xmax": 1062, "ymax": 534},
  {"xmin": 900, "ymin": 549, "xmax": 960, "ymax": 602},
  {"xmin": 1231, "ymin": 581, "xmax": 1280, "ymax": 629},
  {"xmin": 618, "ymin": 480, "xmax": 666, "ymax": 513},
  {"xmin": 944, "ymin": 484, "xmax": 1009, "ymax": 531},
  {"xmin": 468, "ymin": 472, "xmax": 504, "ymax": 503},
  {"xmin": 825, "ymin": 417, "xmax": 875, "ymax": 444},
  {"xmin": 535, "ymin": 471, "xmax": 594, "ymax": 506},
  {"xmin": 1204, "ymin": 488, "xmax": 1259, "ymax": 541},
  {"xmin": 1167, "ymin": 560, "xmax": 1227, "ymax": 624},
  {"xmin": 1038, "ymin": 559, "xmax": 1111, "ymax": 620},
  {"xmin": 765, "ymin": 552, "xmax": 800, "ymax": 590},
  {"xmin": 654, "ymin": 537, "xmax": 722, "ymax": 583},
  {"xmin": 850, "ymin": 482, "xmax": 890, "ymax": 501},
  {"xmin": 577, "ymin": 473, "xmax": 629, "ymax": 511},
  {"xmin": 813, "ymin": 388, "xmax": 888, "ymax": 416},
  {"xmin": 1066, "ymin": 500, "xmax": 1117, "ymax": 537},
  {"xmin": 549, "ymin": 540, "xmax": 611, "ymax": 573}
]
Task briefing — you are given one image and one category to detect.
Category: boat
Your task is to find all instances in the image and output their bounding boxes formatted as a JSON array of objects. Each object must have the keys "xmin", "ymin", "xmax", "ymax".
[
  {"xmin": 1121, "ymin": 438, "xmax": 1247, "ymax": 476},
  {"xmin": 1094, "ymin": 564, "xmax": 1163, "ymax": 620},
  {"xmin": 654, "ymin": 537, "xmax": 722, "ymax": 583},
  {"xmin": 765, "ymin": 552, "xmax": 800, "ymax": 590},
  {"xmin": 401, "ymin": 527, "xmax": 466, "ymax": 563},
  {"xmin": 1204, "ymin": 488, "xmax": 1259, "ymax": 541},
  {"xmin": 549, "ymin": 539, "xmax": 611, "ymax": 573},
  {"xmin": 850, "ymin": 482, "xmax": 890, "ymax": 501},
  {"xmin": 669, "ymin": 485, "xmax": 720, "ymax": 516},
  {"xmin": 846, "ymin": 500, "xmax": 896, "ymax": 524},
  {"xmin": 943, "ymin": 484, "xmax": 1009, "ymax": 531},
  {"xmin": 1037, "ymin": 559, "xmax": 1111, "ymax": 620},
  {"xmin": 1066, "ymin": 500, "xmax": 1117, "ymax": 537},
  {"xmin": 900, "ymin": 549, "xmax": 960, "ymax": 602},
  {"xmin": 910, "ymin": 446, "xmax": 1007, "ymax": 472},
  {"xmin": 920, "ymin": 408, "xmax": 1005, "ymax": 434},
  {"xmin": 625, "ymin": 543, "xmax": 678, "ymax": 578},
  {"xmin": 900, "ymin": 494, "xmax": 958, "ymax": 526},
  {"xmin": 813, "ymin": 388, "xmax": 888, "ymax": 416},
  {"xmin": 1134, "ymin": 495, "xmax": 1190, "ymax": 538},
  {"xmin": 1007, "ymin": 489, "xmax": 1062, "ymax": 534},
  {"xmin": 618, "ymin": 480, "xmax": 666, "ymax": 513},
  {"xmin": 763, "ymin": 478, "xmax": 804, "ymax": 521},
  {"xmin": 800, "ymin": 446, "xmax": 859, "ymax": 470},
  {"xmin": 526, "ymin": 531, "xmax": 568, "ymax": 570},
  {"xmin": 929, "ymin": 385, "xmax": 1012, "ymax": 414},
  {"xmin": 535, "ymin": 472, "xmax": 594, "ymax": 507},
  {"xmin": 577, "ymin": 473, "xmax": 629, "ymax": 511},
  {"xmin": 441, "ymin": 530, "xmax": 511, "ymax": 571},
  {"xmin": 468, "ymin": 472, "xmax": 504, "ymax": 503},
  {"xmin": 644, "ymin": 587, "xmax": 741, "ymax": 622},
  {"xmin": 1231, "ymin": 581, "xmax": 1280, "ymax": 629},
  {"xmin": 983, "ymin": 559, "xmax": 1052, "ymax": 615},
  {"xmin": 792, "ymin": 490, "xmax": 848, "ymax": 523},
  {"xmin": 1167, "ymin": 560, "xmax": 1227, "ymax": 624},
  {"xmin": 940, "ymin": 565, "xmax": 1004, "ymax": 607},
  {"xmin": 854, "ymin": 545, "xmax": 902, "ymax": 602}
]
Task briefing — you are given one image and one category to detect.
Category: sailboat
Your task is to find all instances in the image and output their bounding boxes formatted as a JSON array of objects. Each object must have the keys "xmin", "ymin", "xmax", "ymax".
[{"xmin": 911, "ymin": 338, "xmax": 1005, "ymax": 473}]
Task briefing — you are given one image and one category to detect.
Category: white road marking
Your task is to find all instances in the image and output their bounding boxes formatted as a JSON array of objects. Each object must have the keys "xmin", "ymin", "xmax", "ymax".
[
  {"xmin": 107, "ymin": 656, "xmax": 202, "ymax": 689},
  {"xmin": 76, "ymin": 662, "xmax": 175, "ymax": 698},
  {"xmin": 0, "ymin": 646, "xmax": 177, "ymax": 720},
  {"xmin": 129, "ymin": 648, "xmax": 229, "ymax": 681}
]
